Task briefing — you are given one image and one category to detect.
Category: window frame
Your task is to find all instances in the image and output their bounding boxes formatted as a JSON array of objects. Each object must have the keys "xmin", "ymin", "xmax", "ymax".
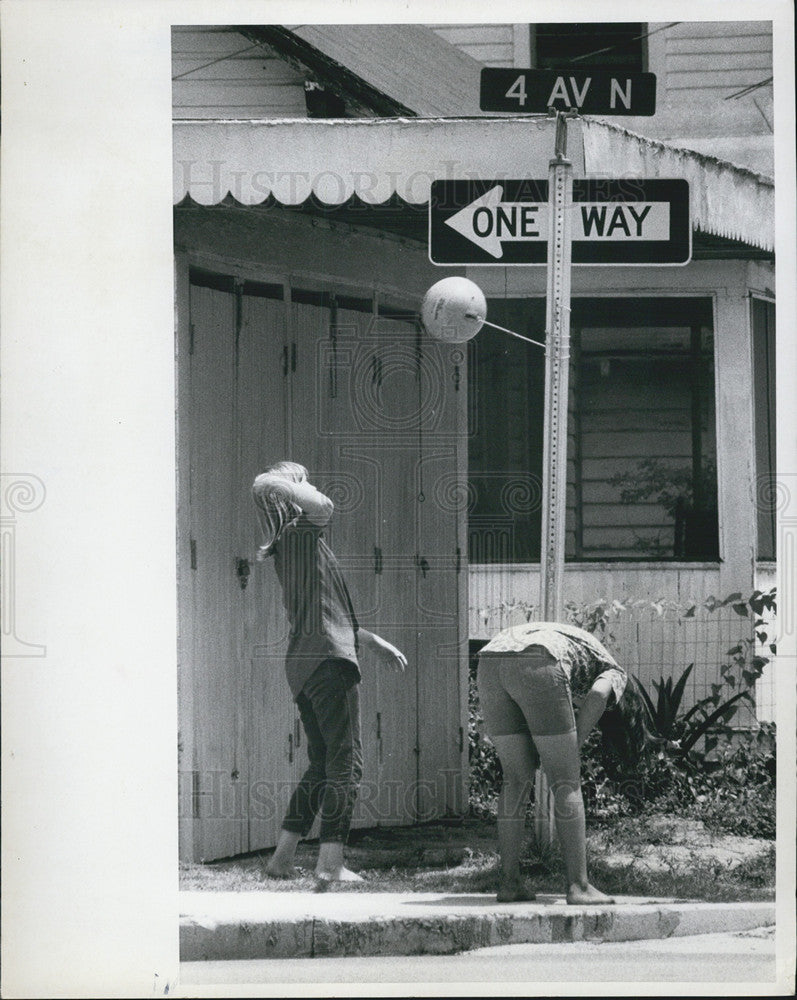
[
  {"xmin": 530, "ymin": 22, "xmax": 648, "ymax": 73},
  {"xmin": 751, "ymin": 294, "xmax": 776, "ymax": 562},
  {"xmin": 467, "ymin": 293, "xmax": 720, "ymax": 565}
]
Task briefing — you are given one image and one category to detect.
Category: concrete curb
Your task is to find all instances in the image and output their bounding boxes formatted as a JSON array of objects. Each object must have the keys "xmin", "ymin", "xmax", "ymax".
[{"xmin": 180, "ymin": 892, "xmax": 776, "ymax": 961}]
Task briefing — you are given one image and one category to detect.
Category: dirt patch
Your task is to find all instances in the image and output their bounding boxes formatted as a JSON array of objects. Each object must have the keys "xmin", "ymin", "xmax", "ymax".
[{"xmin": 591, "ymin": 814, "xmax": 772, "ymax": 875}]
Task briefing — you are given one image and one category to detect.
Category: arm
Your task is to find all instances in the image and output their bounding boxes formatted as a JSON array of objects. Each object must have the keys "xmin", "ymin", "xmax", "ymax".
[
  {"xmin": 254, "ymin": 473, "xmax": 334, "ymax": 526},
  {"xmin": 576, "ymin": 675, "xmax": 614, "ymax": 749},
  {"xmin": 358, "ymin": 629, "xmax": 407, "ymax": 672}
]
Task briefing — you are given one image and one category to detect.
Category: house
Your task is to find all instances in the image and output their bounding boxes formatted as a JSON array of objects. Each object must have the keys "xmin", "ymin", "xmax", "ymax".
[{"xmin": 172, "ymin": 22, "xmax": 776, "ymax": 861}]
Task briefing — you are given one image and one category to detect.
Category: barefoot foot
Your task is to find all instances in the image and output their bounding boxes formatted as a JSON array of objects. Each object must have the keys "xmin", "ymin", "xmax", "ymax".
[
  {"xmin": 313, "ymin": 867, "xmax": 364, "ymax": 893},
  {"xmin": 496, "ymin": 880, "xmax": 537, "ymax": 903},
  {"xmin": 566, "ymin": 882, "xmax": 615, "ymax": 905},
  {"xmin": 315, "ymin": 865, "xmax": 364, "ymax": 883},
  {"xmin": 263, "ymin": 860, "xmax": 300, "ymax": 879}
]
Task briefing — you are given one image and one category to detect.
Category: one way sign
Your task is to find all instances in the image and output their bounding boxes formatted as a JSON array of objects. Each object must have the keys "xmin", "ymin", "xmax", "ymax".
[{"xmin": 429, "ymin": 179, "xmax": 691, "ymax": 266}]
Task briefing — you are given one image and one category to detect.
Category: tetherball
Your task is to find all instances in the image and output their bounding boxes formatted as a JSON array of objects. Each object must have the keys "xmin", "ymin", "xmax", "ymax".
[{"xmin": 421, "ymin": 277, "xmax": 487, "ymax": 343}]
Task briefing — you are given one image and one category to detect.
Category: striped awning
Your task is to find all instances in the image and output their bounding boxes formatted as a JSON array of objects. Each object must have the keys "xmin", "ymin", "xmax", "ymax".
[{"xmin": 174, "ymin": 116, "xmax": 774, "ymax": 253}]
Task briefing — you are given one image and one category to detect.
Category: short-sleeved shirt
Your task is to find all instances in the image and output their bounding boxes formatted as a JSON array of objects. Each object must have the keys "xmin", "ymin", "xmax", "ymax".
[
  {"xmin": 479, "ymin": 621, "xmax": 627, "ymax": 705},
  {"xmin": 271, "ymin": 514, "xmax": 360, "ymax": 699}
]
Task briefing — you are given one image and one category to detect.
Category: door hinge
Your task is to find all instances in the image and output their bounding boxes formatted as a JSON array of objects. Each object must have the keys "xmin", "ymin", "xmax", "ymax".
[
  {"xmin": 190, "ymin": 538, "xmax": 197, "ymax": 570},
  {"xmin": 282, "ymin": 344, "xmax": 289, "ymax": 377},
  {"xmin": 192, "ymin": 770, "xmax": 200, "ymax": 818},
  {"xmin": 189, "ymin": 323, "xmax": 195, "ymax": 355},
  {"xmin": 459, "ymin": 726, "xmax": 464, "ymax": 753},
  {"xmin": 373, "ymin": 546, "xmax": 383, "ymax": 574},
  {"xmin": 234, "ymin": 280, "xmax": 243, "ymax": 334},
  {"xmin": 235, "ymin": 557, "xmax": 251, "ymax": 590},
  {"xmin": 288, "ymin": 732, "xmax": 294, "ymax": 764},
  {"xmin": 291, "ymin": 342, "xmax": 297, "ymax": 372}
]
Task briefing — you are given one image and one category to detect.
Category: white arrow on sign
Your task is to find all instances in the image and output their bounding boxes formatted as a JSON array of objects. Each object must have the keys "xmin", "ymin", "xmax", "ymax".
[
  {"xmin": 444, "ymin": 184, "xmax": 672, "ymax": 259},
  {"xmin": 444, "ymin": 185, "xmax": 546, "ymax": 259}
]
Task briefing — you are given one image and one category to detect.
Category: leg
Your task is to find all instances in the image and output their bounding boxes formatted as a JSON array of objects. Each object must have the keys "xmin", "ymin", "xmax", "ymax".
[
  {"xmin": 496, "ymin": 647, "xmax": 613, "ymax": 905},
  {"xmin": 491, "ymin": 734, "xmax": 538, "ymax": 902},
  {"xmin": 264, "ymin": 829, "xmax": 303, "ymax": 878},
  {"xmin": 301, "ymin": 660, "xmax": 364, "ymax": 882},
  {"xmin": 265, "ymin": 689, "xmax": 326, "ymax": 878},
  {"xmin": 532, "ymin": 730, "xmax": 614, "ymax": 905}
]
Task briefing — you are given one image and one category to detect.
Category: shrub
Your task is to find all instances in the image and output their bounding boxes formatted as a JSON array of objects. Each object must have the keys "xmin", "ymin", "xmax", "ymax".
[
  {"xmin": 468, "ymin": 590, "xmax": 777, "ymax": 839},
  {"xmin": 579, "ymin": 723, "xmax": 777, "ymax": 839},
  {"xmin": 688, "ymin": 723, "xmax": 776, "ymax": 838},
  {"xmin": 579, "ymin": 732, "xmax": 641, "ymax": 824},
  {"xmin": 633, "ymin": 662, "xmax": 753, "ymax": 757},
  {"xmin": 467, "ymin": 655, "xmax": 501, "ymax": 816}
]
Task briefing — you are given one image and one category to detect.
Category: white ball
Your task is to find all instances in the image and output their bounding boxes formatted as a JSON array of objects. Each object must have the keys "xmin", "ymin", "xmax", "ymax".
[{"xmin": 421, "ymin": 277, "xmax": 486, "ymax": 343}]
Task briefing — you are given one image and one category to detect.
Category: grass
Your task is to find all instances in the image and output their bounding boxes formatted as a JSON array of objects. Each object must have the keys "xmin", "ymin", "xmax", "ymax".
[{"xmin": 179, "ymin": 812, "xmax": 775, "ymax": 902}]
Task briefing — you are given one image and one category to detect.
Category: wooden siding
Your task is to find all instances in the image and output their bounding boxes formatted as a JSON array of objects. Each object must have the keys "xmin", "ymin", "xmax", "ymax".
[
  {"xmin": 172, "ymin": 26, "xmax": 307, "ymax": 119},
  {"xmin": 172, "ymin": 23, "xmax": 772, "ymax": 136},
  {"xmin": 184, "ymin": 280, "xmax": 248, "ymax": 860},
  {"xmin": 469, "ymin": 563, "xmax": 756, "ymax": 720},
  {"xmin": 175, "ymin": 207, "xmax": 467, "ymax": 860},
  {"xmin": 172, "ymin": 23, "xmax": 516, "ymax": 122},
  {"xmin": 657, "ymin": 21, "xmax": 773, "ymax": 99},
  {"xmin": 428, "ymin": 23, "xmax": 516, "ymax": 67},
  {"xmin": 237, "ymin": 290, "xmax": 295, "ymax": 851}
]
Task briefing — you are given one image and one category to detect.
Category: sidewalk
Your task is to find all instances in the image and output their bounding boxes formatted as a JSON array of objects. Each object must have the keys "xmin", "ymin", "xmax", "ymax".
[{"xmin": 180, "ymin": 890, "xmax": 776, "ymax": 962}]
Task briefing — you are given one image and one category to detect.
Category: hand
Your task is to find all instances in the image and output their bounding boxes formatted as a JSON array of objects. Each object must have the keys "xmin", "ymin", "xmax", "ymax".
[
  {"xmin": 253, "ymin": 473, "xmax": 333, "ymax": 525},
  {"xmin": 360, "ymin": 631, "xmax": 407, "ymax": 672}
]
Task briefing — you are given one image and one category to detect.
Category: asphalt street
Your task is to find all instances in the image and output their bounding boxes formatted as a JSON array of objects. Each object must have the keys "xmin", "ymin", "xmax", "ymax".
[{"xmin": 178, "ymin": 926, "xmax": 783, "ymax": 996}]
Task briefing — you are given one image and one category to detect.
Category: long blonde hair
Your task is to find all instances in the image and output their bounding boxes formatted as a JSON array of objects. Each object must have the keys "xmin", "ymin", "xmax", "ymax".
[{"xmin": 252, "ymin": 461, "xmax": 308, "ymax": 559}]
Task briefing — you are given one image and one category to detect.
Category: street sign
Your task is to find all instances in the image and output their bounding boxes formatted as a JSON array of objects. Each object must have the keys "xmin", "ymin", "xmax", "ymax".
[
  {"xmin": 429, "ymin": 179, "xmax": 690, "ymax": 266},
  {"xmin": 480, "ymin": 68, "xmax": 657, "ymax": 116}
]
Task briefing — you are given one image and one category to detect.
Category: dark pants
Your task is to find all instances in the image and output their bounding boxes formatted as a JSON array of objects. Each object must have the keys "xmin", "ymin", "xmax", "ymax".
[{"xmin": 282, "ymin": 658, "xmax": 363, "ymax": 843}]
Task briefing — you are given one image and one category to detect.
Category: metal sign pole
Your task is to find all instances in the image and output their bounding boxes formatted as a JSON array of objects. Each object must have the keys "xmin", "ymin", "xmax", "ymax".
[
  {"xmin": 535, "ymin": 112, "xmax": 574, "ymax": 846},
  {"xmin": 540, "ymin": 114, "xmax": 574, "ymax": 620}
]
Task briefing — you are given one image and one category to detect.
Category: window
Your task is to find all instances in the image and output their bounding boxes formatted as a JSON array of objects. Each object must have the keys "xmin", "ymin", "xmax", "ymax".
[
  {"xmin": 468, "ymin": 297, "xmax": 718, "ymax": 563},
  {"xmin": 532, "ymin": 23, "xmax": 646, "ymax": 72},
  {"xmin": 467, "ymin": 299, "xmax": 546, "ymax": 564},
  {"xmin": 752, "ymin": 297, "xmax": 776, "ymax": 560}
]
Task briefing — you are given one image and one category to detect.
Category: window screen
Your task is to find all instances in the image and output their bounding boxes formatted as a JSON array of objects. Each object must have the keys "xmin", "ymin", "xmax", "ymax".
[
  {"xmin": 532, "ymin": 23, "xmax": 645, "ymax": 71},
  {"xmin": 468, "ymin": 297, "xmax": 718, "ymax": 563}
]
